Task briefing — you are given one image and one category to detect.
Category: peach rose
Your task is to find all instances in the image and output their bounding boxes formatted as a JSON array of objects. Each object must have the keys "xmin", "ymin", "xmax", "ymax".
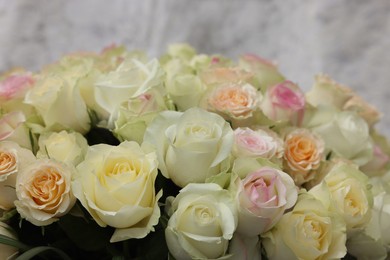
[
  {"xmin": 283, "ymin": 128, "xmax": 325, "ymax": 185},
  {"xmin": 206, "ymin": 83, "xmax": 261, "ymax": 120}
]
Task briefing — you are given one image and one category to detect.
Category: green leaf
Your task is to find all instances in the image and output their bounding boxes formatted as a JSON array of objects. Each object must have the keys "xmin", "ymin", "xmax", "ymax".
[
  {"xmin": 0, "ymin": 234, "xmax": 30, "ymax": 251},
  {"xmin": 15, "ymin": 246, "xmax": 72, "ymax": 260},
  {"xmin": 58, "ymin": 214, "xmax": 113, "ymax": 252}
]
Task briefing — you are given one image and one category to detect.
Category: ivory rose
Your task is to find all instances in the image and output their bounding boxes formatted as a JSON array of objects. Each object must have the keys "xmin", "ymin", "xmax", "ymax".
[
  {"xmin": 72, "ymin": 141, "xmax": 162, "ymax": 242},
  {"xmin": 0, "ymin": 141, "xmax": 35, "ymax": 210},
  {"xmin": 260, "ymin": 81, "xmax": 305, "ymax": 126},
  {"xmin": 262, "ymin": 191, "xmax": 347, "ymax": 260},
  {"xmin": 232, "ymin": 127, "xmax": 283, "ymax": 160},
  {"xmin": 14, "ymin": 159, "xmax": 76, "ymax": 226},
  {"xmin": 165, "ymin": 183, "xmax": 237, "ymax": 259},
  {"xmin": 283, "ymin": 128, "xmax": 325, "ymax": 186},
  {"xmin": 36, "ymin": 130, "xmax": 88, "ymax": 166},
  {"xmin": 231, "ymin": 161, "xmax": 298, "ymax": 236},
  {"xmin": 144, "ymin": 107, "xmax": 233, "ymax": 187}
]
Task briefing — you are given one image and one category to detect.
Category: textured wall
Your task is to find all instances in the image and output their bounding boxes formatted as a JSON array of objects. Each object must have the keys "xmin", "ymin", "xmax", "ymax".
[{"xmin": 0, "ymin": 0, "xmax": 389, "ymax": 134}]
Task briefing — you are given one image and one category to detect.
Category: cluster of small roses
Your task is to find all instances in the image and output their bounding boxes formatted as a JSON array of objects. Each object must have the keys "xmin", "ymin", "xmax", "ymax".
[{"xmin": 0, "ymin": 43, "xmax": 389, "ymax": 260}]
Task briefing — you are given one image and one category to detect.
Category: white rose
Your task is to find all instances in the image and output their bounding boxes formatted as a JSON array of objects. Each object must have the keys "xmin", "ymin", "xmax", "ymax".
[
  {"xmin": 0, "ymin": 141, "xmax": 35, "ymax": 210},
  {"xmin": 24, "ymin": 74, "xmax": 91, "ymax": 134},
  {"xmin": 144, "ymin": 107, "xmax": 233, "ymax": 187},
  {"xmin": 0, "ymin": 111, "xmax": 32, "ymax": 150},
  {"xmin": 165, "ymin": 183, "xmax": 237, "ymax": 259},
  {"xmin": 14, "ymin": 158, "xmax": 76, "ymax": 226},
  {"xmin": 36, "ymin": 130, "xmax": 88, "ymax": 166},
  {"xmin": 310, "ymin": 110, "xmax": 373, "ymax": 166},
  {"xmin": 262, "ymin": 191, "xmax": 347, "ymax": 260},
  {"xmin": 94, "ymin": 58, "xmax": 165, "ymax": 123},
  {"xmin": 72, "ymin": 141, "xmax": 162, "ymax": 242}
]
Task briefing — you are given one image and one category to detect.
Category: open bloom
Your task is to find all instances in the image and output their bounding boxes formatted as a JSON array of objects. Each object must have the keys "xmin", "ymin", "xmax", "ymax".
[
  {"xmin": 72, "ymin": 141, "xmax": 162, "ymax": 242},
  {"xmin": 14, "ymin": 159, "xmax": 76, "ymax": 226},
  {"xmin": 165, "ymin": 183, "xmax": 237, "ymax": 259},
  {"xmin": 283, "ymin": 128, "xmax": 325, "ymax": 186}
]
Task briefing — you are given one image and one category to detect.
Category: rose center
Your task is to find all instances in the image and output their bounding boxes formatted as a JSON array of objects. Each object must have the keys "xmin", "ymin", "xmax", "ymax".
[{"xmin": 0, "ymin": 151, "xmax": 17, "ymax": 175}]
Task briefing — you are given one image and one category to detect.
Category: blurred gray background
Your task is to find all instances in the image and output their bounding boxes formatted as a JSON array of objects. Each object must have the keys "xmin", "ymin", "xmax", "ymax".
[{"xmin": 0, "ymin": 0, "xmax": 389, "ymax": 135}]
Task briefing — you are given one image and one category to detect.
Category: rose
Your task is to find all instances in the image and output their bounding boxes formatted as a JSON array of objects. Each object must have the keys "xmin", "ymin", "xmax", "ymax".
[
  {"xmin": 165, "ymin": 183, "xmax": 237, "ymax": 259},
  {"xmin": 344, "ymin": 94, "xmax": 382, "ymax": 128},
  {"xmin": 72, "ymin": 141, "xmax": 162, "ymax": 242},
  {"xmin": 231, "ymin": 161, "xmax": 298, "ymax": 236},
  {"xmin": 0, "ymin": 222, "xmax": 19, "ymax": 259},
  {"xmin": 238, "ymin": 54, "xmax": 285, "ymax": 91},
  {"xmin": 313, "ymin": 161, "xmax": 373, "ymax": 233},
  {"xmin": 360, "ymin": 145, "xmax": 390, "ymax": 177},
  {"xmin": 94, "ymin": 57, "xmax": 165, "ymax": 123},
  {"xmin": 305, "ymin": 74, "xmax": 353, "ymax": 109},
  {"xmin": 204, "ymin": 83, "xmax": 262, "ymax": 120},
  {"xmin": 260, "ymin": 81, "xmax": 305, "ymax": 126},
  {"xmin": 232, "ymin": 127, "xmax": 283, "ymax": 160},
  {"xmin": 0, "ymin": 141, "xmax": 35, "ymax": 210},
  {"xmin": 36, "ymin": 130, "xmax": 88, "ymax": 166},
  {"xmin": 113, "ymin": 90, "xmax": 172, "ymax": 144},
  {"xmin": 310, "ymin": 110, "xmax": 373, "ymax": 166},
  {"xmin": 283, "ymin": 128, "xmax": 325, "ymax": 186},
  {"xmin": 24, "ymin": 74, "xmax": 91, "ymax": 134},
  {"xmin": 262, "ymin": 191, "xmax": 347, "ymax": 260},
  {"xmin": 346, "ymin": 177, "xmax": 390, "ymax": 260},
  {"xmin": 0, "ymin": 111, "xmax": 33, "ymax": 150},
  {"xmin": 200, "ymin": 67, "xmax": 253, "ymax": 87},
  {"xmin": 14, "ymin": 158, "xmax": 76, "ymax": 226},
  {"xmin": 144, "ymin": 107, "xmax": 233, "ymax": 187}
]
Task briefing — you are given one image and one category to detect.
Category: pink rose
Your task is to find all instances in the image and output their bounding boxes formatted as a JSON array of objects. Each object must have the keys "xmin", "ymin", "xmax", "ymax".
[
  {"xmin": 0, "ymin": 74, "xmax": 34, "ymax": 100},
  {"xmin": 233, "ymin": 127, "xmax": 283, "ymax": 160},
  {"xmin": 233, "ymin": 166, "xmax": 298, "ymax": 236},
  {"xmin": 260, "ymin": 81, "xmax": 305, "ymax": 125}
]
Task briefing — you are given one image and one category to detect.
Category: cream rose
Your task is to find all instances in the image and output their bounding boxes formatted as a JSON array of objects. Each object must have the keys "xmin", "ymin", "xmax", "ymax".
[
  {"xmin": 14, "ymin": 158, "xmax": 76, "ymax": 226},
  {"xmin": 144, "ymin": 107, "xmax": 233, "ymax": 187},
  {"xmin": 0, "ymin": 141, "xmax": 35, "ymax": 210},
  {"xmin": 283, "ymin": 128, "xmax": 325, "ymax": 186},
  {"xmin": 262, "ymin": 191, "xmax": 347, "ymax": 260},
  {"xmin": 72, "ymin": 141, "xmax": 162, "ymax": 242},
  {"xmin": 232, "ymin": 127, "xmax": 283, "ymax": 160},
  {"xmin": 24, "ymin": 74, "xmax": 91, "ymax": 134},
  {"xmin": 231, "ymin": 161, "xmax": 298, "ymax": 236},
  {"xmin": 0, "ymin": 222, "xmax": 19, "ymax": 259},
  {"xmin": 36, "ymin": 130, "xmax": 88, "ymax": 166},
  {"xmin": 316, "ymin": 161, "xmax": 373, "ymax": 233},
  {"xmin": 165, "ymin": 183, "xmax": 237, "ymax": 259}
]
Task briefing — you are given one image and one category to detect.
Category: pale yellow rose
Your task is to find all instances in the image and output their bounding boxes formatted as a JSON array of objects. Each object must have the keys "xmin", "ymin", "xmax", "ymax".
[
  {"xmin": 165, "ymin": 183, "xmax": 237, "ymax": 259},
  {"xmin": 144, "ymin": 107, "xmax": 233, "ymax": 187},
  {"xmin": 0, "ymin": 222, "xmax": 19, "ymax": 259},
  {"xmin": 14, "ymin": 158, "xmax": 76, "ymax": 226},
  {"xmin": 0, "ymin": 141, "xmax": 35, "ymax": 210},
  {"xmin": 262, "ymin": 191, "xmax": 347, "ymax": 260},
  {"xmin": 36, "ymin": 130, "xmax": 88, "ymax": 166},
  {"xmin": 318, "ymin": 161, "xmax": 373, "ymax": 233},
  {"xmin": 72, "ymin": 141, "xmax": 162, "ymax": 242}
]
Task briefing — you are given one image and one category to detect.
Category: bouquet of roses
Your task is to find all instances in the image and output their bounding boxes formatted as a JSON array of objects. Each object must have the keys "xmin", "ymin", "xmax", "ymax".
[{"xmin": 0, "ymin": 43, "xmax": 389, "ymax": 260}]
